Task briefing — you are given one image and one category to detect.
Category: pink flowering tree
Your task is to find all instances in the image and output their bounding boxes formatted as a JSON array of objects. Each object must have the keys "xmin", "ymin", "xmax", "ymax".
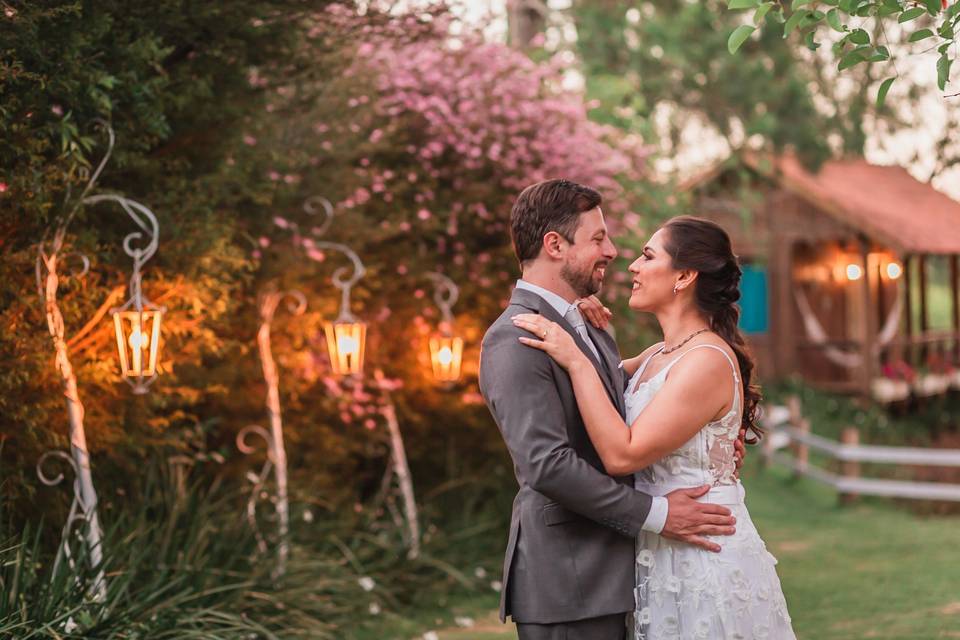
[{"xmin": 236, "ymin": 12, "xmax": 654, "ymax": 508}]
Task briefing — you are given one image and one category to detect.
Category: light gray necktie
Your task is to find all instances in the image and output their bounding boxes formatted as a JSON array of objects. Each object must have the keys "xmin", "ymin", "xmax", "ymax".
[{"xmin": 564, "ymin": 305, "xmax": 602, "ymax": 363}]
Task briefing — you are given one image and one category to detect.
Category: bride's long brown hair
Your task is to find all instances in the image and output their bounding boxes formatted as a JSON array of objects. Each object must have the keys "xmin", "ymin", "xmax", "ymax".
[{"xmin": 661, "ymin": 216, "xmax": 763, "ymax": 442}]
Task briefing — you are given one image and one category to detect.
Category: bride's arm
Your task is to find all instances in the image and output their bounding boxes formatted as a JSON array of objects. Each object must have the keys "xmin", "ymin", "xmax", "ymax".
[
  {"xmin": 512, "ymin": 313, "xmax": 733, "ymax": 476},
  {"xmin": 568, "ymin": 351, "xmax": 731, "ymax": 474}
]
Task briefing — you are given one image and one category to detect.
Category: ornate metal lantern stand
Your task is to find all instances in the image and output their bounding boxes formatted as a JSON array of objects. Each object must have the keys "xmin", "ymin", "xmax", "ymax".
[
  {"xmin": 237, "ymin": 288, "xmax": 306, "ymax": 579},
  {"xmin": 35, "ymin": 122, "xmax": 164, "ymax": 600}
]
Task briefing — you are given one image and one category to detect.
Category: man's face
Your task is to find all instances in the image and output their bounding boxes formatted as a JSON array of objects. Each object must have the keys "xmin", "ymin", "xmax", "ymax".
[{"xmin": 559, "ymin": 207, "xmax": 618, "ymax": 298}]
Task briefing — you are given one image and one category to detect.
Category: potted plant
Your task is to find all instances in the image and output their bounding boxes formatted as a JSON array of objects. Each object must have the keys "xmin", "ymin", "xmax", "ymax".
[{"xmin": 872, "ymin": 360, "xmax": 914, "ymax": 403}]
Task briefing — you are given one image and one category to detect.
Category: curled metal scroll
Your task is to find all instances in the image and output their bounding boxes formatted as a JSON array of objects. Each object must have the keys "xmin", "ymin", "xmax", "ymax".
[
  {"xmin": 302, "ymin": 196, "xmax": 335, "ymax": 237},
  {"xmin": 302, "ymin": 195, "xmax": 366, "ymax": 322},
  {"xmin": 260, "ymin": 289, "xmax": 307, "ymax": 324},
  {"xmin": 236, "ymin": 424, "xmax": 276, "ymax": 555},
  {"xmin": 36, "ymin": 451, "xmax": 93, "ymax": 579},
  {"xmin": 427, "ymin": 272, "xmax": 459, "ymax": 329}
]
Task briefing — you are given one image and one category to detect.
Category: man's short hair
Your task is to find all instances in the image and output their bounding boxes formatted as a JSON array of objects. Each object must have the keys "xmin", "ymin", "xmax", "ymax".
[{"xmin": 509, "ymin": 179, "xmax": 602, "ymax": 266}]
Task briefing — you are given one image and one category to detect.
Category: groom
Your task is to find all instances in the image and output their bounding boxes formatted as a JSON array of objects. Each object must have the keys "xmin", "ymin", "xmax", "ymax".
[{"xmin": 479, "ymin": 179, "xmax": 738, "ymax": 639}]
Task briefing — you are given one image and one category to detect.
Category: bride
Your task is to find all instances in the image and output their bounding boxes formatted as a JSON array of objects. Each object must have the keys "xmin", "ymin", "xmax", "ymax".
[{"xmin": 511, "ymin": 216, "xmax": 795, "ymax": 640}]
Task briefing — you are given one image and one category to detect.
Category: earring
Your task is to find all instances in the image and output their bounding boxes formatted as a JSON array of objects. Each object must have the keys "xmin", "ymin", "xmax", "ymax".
[{"xmin": 673, "ymin": 285, "xmax": 680, "ymax": 295}]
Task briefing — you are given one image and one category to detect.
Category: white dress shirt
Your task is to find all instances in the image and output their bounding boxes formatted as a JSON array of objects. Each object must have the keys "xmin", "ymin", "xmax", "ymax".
[{"xmin": 515, "ymin": 280, "xmax": 669, "ymax": 534}]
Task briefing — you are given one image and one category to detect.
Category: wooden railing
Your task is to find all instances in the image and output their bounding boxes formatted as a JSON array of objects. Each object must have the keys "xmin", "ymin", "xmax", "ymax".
[{"xmin": 760, "ymin": 397, "xmax": 960, "ymax": 502}]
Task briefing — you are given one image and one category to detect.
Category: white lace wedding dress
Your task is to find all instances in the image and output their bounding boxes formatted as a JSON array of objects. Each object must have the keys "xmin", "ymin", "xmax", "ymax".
[{"xmin": 626, "ymin": 344, "xmax": 795, "ymax": 640}]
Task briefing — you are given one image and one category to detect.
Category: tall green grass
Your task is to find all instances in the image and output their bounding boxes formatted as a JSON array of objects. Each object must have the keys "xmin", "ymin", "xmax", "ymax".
[{"xmin": 0, "ymin": 459, "xmax": 510, "ymax": 638}]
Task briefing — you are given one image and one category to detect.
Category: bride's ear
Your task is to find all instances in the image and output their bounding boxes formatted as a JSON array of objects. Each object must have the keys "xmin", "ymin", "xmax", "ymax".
[{"xmin": 674, "ymin": 269, "xmax": 699, "ymax": 293}]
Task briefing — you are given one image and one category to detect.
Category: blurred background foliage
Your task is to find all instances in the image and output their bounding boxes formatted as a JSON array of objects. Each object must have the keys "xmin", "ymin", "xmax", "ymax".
[{"xmin": 1, "ymin": 1, "xmax": 958, "ymax": 637}]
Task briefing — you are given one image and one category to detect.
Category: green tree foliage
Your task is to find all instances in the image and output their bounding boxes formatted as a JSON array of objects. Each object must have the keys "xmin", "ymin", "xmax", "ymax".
[
  {"xmin": 572, "ymin": 0, "xmax": 874, "ymax": 167},
  {"xmin": 726, "ymin": 0, "xmax": 960, "ymax": 103}
]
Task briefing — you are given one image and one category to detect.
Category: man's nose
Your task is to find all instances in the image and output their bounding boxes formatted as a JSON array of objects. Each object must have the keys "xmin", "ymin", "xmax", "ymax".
[{"xmin": 604, "ymin": 238, "xmax": 618, "ymax": 260}]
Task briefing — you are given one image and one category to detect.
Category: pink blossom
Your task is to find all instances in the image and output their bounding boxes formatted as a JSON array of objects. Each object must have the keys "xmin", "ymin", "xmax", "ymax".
[
  {"xmin": 243, "ymin": 134, "xmax": 257, "ymax": 146},
  {"xmin": 417, "ymin": 208, "xmax": 431, "ymax": 220},
  {"xmin": 273, "ymin": 216, "xmax": 290, "ymax": 229}
]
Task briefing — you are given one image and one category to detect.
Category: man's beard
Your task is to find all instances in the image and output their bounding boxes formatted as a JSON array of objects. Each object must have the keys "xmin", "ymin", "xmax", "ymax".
[{"xmin": 561, "ymin": 260, "xmax": 604, "ymax": 298}]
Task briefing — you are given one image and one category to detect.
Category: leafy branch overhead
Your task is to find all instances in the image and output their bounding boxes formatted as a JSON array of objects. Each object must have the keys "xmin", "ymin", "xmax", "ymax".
[{"xmin": 727, "ymin": 0, "xmax": 960, "ymax": 106}]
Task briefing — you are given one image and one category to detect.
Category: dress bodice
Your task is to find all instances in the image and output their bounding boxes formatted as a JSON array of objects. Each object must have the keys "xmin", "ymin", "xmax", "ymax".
[{"xmin": 625, "ymin": 343, "xmax": 741, "ymax": 493}]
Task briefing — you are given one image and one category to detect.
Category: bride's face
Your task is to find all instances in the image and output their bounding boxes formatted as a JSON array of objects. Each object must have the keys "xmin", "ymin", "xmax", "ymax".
[{"xmin": 627, "ymin": 228, "xmax": 680, "ymax": 312}]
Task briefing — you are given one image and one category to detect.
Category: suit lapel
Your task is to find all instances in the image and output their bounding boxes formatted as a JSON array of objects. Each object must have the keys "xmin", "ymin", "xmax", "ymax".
[
  {"xmin": 510, "ymin": 289, "xmax": 622, "ymax": 410},
  {"xmin": 585, "ymin": 321, "xmax": 626, "ymax": 417}
]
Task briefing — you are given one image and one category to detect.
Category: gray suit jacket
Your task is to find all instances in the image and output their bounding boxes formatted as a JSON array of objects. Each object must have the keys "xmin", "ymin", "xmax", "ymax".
[{"xmin": 479, "ymin": 288, "xmax": 653, "ymax": 624}]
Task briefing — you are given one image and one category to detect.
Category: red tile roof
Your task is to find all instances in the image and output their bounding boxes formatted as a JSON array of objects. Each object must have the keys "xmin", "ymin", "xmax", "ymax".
[{"xmin": 746, "ymin": 153, "xmax": 960, "ymax": 255}]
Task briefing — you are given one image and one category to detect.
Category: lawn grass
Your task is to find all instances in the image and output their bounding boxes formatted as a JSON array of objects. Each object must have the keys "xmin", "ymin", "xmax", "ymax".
[{"xmin": 418, "ymin": 458, "xmax": 960, "ymax": 640}]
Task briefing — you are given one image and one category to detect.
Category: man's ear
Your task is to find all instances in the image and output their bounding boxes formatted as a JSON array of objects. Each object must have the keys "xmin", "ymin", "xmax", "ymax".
[{"xmin": 542, "ymin": 231, "xmax": 566, "ymax": 259}]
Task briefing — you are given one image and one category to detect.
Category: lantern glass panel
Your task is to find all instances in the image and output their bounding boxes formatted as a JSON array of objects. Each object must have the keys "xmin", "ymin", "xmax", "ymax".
[
  {"xmin": 429, "ymin": 335, "xmax": 463, "ymax": 382},
  {"xmin": 324, "ymin": 321, "xmax": 367, "ymax": 375},
  {"xmin": 112, "ymin": 309, "xmax": 163, "ymax": 380}
]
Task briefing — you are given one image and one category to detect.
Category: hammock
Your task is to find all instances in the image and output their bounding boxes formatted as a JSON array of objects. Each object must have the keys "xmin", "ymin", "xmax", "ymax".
[{"xmin": 793, "ymin": 286, "xmax": 902, "ymax": 369}]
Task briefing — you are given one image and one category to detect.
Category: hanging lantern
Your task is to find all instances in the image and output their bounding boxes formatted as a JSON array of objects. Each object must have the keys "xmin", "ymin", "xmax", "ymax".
[
  {"xmin": 324, "ymin": 319, "xmax": 367, "ymax": 376},
  {"xmin": 429, "ymin": 335, "xmax": 464, "ymax": 382},
  {"xmin": 112, "ymin": 306, "xmax": 163, "ymax": 388},
  {"xmin": 427, "ymin": 272, "xmax": 464, "ymax": 383},
  {"xmin": 306, "ymin": 216, "xmax": 367, "ymax": 377},
  {"xmin": 83, "ymin": 192, "xmax": 165, "ymax": 394}
]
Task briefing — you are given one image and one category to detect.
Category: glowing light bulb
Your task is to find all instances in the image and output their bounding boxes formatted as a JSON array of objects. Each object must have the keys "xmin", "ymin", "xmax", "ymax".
[
  {"xmin": 437, "ymin": 346, "xmax": 453, "ymax": 366},
  {"xmin": 128, "ymin": 327, "xmax": 149, "ymax": 351},
  {"xmin": 338, "ymin": 335, "xmax": 359, "ymax": 355},
  {"xmin": 846, "ymin": 264, "xmax": 863, "ymax": 281},
  {"xmin": 886, "ymin": 262, "xmax": 902, "ymax": 279}
]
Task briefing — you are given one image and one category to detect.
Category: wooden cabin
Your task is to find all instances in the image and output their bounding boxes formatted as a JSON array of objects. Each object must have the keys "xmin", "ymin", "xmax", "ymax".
[{"xmin": 684, "ymin": 153, "xmax": 960, "ymax": 401}]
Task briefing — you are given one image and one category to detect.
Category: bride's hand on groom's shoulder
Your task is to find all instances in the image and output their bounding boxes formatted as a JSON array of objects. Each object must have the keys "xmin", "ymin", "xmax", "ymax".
[
  {"xmin": 575, "ymin": 295, "xmax": 612, "ymax": 330},
  {"xmin": 511, "ymin": 313, "xmax": 589, "ymax": 371},
  {"xmin": 660, "ymin": 485, "xmax": 737, "ymax": 553}
]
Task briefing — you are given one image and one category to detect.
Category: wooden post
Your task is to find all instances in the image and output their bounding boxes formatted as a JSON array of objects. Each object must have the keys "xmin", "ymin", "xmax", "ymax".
[
  {"xmin": 770, "ymin": 236, "xmax": 795, "ymax": 378},
  {"xmin": 839, "ymin": 427, "xmax": 861, "ymax": 505},
  {"xmin": 859, "ymin": 239, "xmax": 877, "ymax": 397},
  {"xmin": 761, "ymin": 423, "xmax": 775, "ymax": 470},
  {"xmin": 786, "ymin": 394, "xmax": 802, "ymax": 426},
  {"xmin": 792, "ymin": 418, "xmax": 810, "ymax": 479},
  {"xmin": 508, "ymin": 0, "xmax": 546, "ymax": 49},
  {"xmin": 919, "ymin": 255, "xmax": 929, "ymax": 361},
  {"xmin": 950, "ymin": 255, "xmax": 959, "ymax": 363},
  {"xmin": 904, "ymin": 255, "xmax": 914, "ymax": 364}
]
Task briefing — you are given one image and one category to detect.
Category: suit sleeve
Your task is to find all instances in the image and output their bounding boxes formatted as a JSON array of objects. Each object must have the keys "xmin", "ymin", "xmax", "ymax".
[{"xmin": 479, "ymin": 328, "xmax": 652, "ymax": 537}]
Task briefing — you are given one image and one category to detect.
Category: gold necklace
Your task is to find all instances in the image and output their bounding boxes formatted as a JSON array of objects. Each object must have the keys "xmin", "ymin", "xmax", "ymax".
[{"xmin": 661, "ymin": 328, "xmax": 711, "ymax": 354}]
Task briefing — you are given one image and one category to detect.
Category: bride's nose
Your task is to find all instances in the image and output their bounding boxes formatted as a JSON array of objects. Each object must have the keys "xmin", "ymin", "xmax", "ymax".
[{"xmin": 628, "ymin": 257, "xmax": 642, "ymax": 273}]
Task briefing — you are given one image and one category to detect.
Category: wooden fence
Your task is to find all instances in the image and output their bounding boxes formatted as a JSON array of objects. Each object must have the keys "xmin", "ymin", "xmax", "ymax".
[{"xmin": 760, "ymin": 396, "xmax": 960, "ymax": 502}]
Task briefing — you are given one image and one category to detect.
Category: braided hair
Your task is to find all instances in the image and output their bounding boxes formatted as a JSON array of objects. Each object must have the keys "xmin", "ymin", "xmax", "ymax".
[{"xmin": 661, "ymin": 216, "xmax": 763, "ymax": 442}]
